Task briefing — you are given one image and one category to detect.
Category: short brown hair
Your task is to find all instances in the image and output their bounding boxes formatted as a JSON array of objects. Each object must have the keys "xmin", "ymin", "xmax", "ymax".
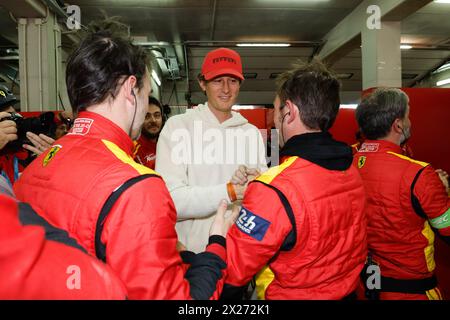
[
  {"xmin": 276, "ymin": 58, "xmax": 341, "ymax": 131},
  {"xmin": 66, "ymin": 20, "xmax": 148, "ymax": 113}
]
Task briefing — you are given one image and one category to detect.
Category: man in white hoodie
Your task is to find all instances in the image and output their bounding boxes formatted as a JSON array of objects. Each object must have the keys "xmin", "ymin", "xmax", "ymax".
[{"xmin": 156, "ymin": 48, "xmax": 268, "ymax": 253}]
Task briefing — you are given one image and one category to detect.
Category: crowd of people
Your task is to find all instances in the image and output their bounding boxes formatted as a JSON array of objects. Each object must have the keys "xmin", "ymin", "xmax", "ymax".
[{"xmin": 0, "ymin": 25, "xmax": 449, "ymax": 300}]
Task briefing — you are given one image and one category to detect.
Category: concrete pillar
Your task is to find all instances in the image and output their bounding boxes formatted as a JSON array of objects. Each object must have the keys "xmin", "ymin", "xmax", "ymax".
[
  {"xmin": 18, "ymin": 13, "xmax": 62, "ymax": 111},
  {"xmin": 361, "ymin": 21, "xmax": 402, "ymax": 90}
]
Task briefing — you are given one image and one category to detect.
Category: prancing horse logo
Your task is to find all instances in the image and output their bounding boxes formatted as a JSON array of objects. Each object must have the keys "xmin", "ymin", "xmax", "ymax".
[
  {"xmin": 358, "ymin": 156, "xmax": 366, "ymax": 169},
  {"xmin": 43, "ymin": 145, "xmax": 62, "ymax": 167}
]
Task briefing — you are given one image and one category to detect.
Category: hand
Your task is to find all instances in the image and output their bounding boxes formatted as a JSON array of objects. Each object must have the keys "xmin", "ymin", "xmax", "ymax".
[
  {"xmin": 22, "ymin": 132, "xmax": 55, "ymax": 155},
  {"xmin": 229, "ymin": 165, "xmax": 260, "ymax": 200},
  {"xmin": 176, "ymin": 241, "xmax": 187, "ymax": 252},
  {"xmin": 0, "ymin": 112, "xmax": 18, "ymax": 150},
  {"xmin": 209, "ymin": 200, "xmax": 239, "ymax": 238},
  {"xmin": 230, "ymin": 165, "xmax": 261, "ymax": 185},
  {"xmin": 436, "ymin": 169, "xmax": 449, "ymax": 193}
]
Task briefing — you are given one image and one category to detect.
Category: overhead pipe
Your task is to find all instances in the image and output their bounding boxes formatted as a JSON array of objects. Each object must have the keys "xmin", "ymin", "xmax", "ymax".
[
  {"xmin": 41, "ymin": 0, "xmax": 69, "ymax": 20},
  {"xmin": 24, "ymin": 0, "xmax": 48, "ymax": 17},
  {"xmin": 183, "ymin": 40, "xmax": 323, "ymax": 47},
  {"xmin": 209, "ymin": 0, "xmax": 218, "ymax": 41}
]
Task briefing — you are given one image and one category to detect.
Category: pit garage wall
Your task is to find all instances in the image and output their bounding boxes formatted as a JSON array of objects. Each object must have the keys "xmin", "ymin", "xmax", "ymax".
[
  {"xmin": 360, "ymin": 88, "xmax": 450, "ymax": 175},
  {"xmin": 238, "ymin": 88, "xmax": 450, "ymax": 175}
]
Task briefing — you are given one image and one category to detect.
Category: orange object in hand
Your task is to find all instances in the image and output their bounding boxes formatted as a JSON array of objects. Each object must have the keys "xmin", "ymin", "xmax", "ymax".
[{"xmin": 227, "ymin": 182, "xmax": 237, "ymax": 202}]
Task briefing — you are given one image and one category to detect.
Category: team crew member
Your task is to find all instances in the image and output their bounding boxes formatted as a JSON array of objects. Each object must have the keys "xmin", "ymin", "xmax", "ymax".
[
  {"xmin": 223, "ymin": 59, "xmax": 367, "ymax": 300},
  {"xmin": 156, "ymin": 48, "xmax": 267, "ymax": 253},
  {"xmin": 0, "ymin": 85, "xmax": 26, "ymax": 186},
  {"xmin": 134, "ymin": 96, "xmax": 164, "ymax": 169},
  {"xmin": 0, "ymin": 194, "xmax": 126, "ymax": 299},
  {"xmin": 14, "ymin": 26, "xmax": 237, "ymax": 299},
  {"xmin": 354, "ymin": 88, "xmax": 450, "ymax": 300}
]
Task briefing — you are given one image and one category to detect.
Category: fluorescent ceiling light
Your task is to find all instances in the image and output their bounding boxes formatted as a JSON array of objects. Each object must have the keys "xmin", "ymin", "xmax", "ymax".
[
  {"xmin": 236, "ymin": 43, "xmax": 291, "ymax": 47},
  {"xmin": 134, "ymin": 41, "xmax": 170, "ymax": 46},
  {"xmin": 400, "ymin": 44, "xmax": 413, "ymax": 50},
  {"xmin": 434, "ymin": 0, "xmax": 450, "ymax": 4},
  {"xmin": 340, "ymin": 104, "xmax": 358, "ymax": 109},
  {"xmin": 436, "ymin": 78, "xmax": 450, "ymax": 87},
  {"xmin": 434, "ymin": 62, "xmax": 450, "ymax": 73},
  {"xmin": 152, "ymin": 70, "xmax": 161, "ymax": 87},
  {"xmin": 257, "ymin": 0, "xmax": 330, "ymax": 2}
]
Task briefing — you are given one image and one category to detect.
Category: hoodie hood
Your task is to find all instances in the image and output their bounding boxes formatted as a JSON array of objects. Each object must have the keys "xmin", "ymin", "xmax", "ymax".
[
  {"xmin": 280, "ymin": 132, "xmax": 353, "ymax": 171},
  {"xmin": 188, "ymin": 103, "xmax": 248, "ymax": 128}
]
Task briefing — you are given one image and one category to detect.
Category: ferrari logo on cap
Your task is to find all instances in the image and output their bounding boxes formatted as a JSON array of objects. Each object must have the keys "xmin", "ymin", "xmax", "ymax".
[
  {"xmin": 43, "ymin": 145, "xmax": 62, "ymax": 167},
  {"xmin": 358, "ymin": 156, "xmax": 366, "ymax": 168},
  {"xmin": 0, "ymin": 90, "xmax": 6, "ymax": 98}
]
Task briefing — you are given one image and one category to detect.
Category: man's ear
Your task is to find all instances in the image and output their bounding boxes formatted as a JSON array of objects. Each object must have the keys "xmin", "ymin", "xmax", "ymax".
[
  {"xmin": 198, "ymin": 79, "xmax": 207, "ymax": 92},
  {"xmin": 392, "ymin": 118, "xmax": 403, "ymax": 134},
  {"xmin": 123, "ymin": 76, "xmax": 137, "ymax": 103},
  {"xmin": 285, "ymin": 100, "xmax": 298, "ymax": 124}
]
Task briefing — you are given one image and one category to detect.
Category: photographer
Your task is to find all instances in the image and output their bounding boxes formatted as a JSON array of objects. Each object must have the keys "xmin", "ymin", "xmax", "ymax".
[
  {"xmin": 0, "ymin": 111, "xmax": 17, "ymax": 150},
  {"xmin": 0, "ymin": 85, "xmax": 24, "ymax": 187},
  {"xmin": 0, "ymin": 85, "xmax": 63, "ymax": 187},
  {"xmin": 22, "ymin": 111, "xmax": 73, "ymax": 156}
]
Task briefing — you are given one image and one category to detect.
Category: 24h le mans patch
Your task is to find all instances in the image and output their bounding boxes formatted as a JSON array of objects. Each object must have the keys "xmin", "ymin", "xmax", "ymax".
[{"xmin": 236, "ymin": 206, "xmax": 271, "ymax": 241}]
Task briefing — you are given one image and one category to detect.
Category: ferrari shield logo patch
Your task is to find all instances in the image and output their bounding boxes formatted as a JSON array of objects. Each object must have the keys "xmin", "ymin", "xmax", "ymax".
[
  {"xmin": 43, "ymin": 145, "xmax": 62, "ymax": 167},
  {"xmin": 358, "ymin": 156, "xmax": 366, "ymax": 168}
]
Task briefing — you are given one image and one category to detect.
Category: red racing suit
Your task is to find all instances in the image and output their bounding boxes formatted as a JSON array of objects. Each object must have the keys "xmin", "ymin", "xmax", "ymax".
[
  {"xmin": 134, "ymin": 135, "xmax": 157, "ymax": 169},
  {"xmin": 0, "ymin": 194, "xmax": 126, "ymax": 299},
  {"xmin": 0, "ymin": 148, "xmax": 27, "ymax": 186},
  {"xmin": 223, "ymin": 132, "xmax": 367, "ymax": 300},
  {"xmin": 354, "ymin": 140, "xmax": 450, "ymax": 300},
  {"xmin": 14, "ymin": 111, "xmax": 227, "ymax": 300}
]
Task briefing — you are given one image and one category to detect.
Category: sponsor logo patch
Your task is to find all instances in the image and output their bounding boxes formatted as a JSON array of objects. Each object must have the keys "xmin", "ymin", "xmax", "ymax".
[
  {"xmin": 43, "ymin": 145, "xmax": 62, "ymax": 167},
  {"xmin": 69, "ymin": 118, "xmax": 94, "ymax": 136},
  {"xmin": 236, "ymin": 207, "xmax": 271, "ymax": 241},
  {"xmin": 430, "ymin": 210, "xmax": 450, "ymax": 230},
  {"xmin": 358, "ymin": 156, "xmax": 366, "ymax": 168},
  {"xmin": 359, "ymin": 143, "xmax": 379, "ymax": 153}
]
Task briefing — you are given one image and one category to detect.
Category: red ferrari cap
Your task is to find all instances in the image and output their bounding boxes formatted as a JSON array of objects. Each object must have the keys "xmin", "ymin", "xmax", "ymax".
[{"xmin": 201, "ymin": 48, "xmax": 244, "ymax": 81}]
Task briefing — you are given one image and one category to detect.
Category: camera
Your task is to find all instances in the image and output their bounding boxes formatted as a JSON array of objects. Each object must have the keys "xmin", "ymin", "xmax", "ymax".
[{"xmin": 0, "ymin": 112, "xmax": 56, "ymax": 150}]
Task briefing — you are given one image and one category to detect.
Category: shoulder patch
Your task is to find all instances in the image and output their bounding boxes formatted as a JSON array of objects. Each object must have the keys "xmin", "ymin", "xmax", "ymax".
[
  {"xmin": 68, "ymin": 118, "xmax": 94, "ymax": 136},
  {"xmin": 387, "ymin": 151, "xmax": 429, "ymax": 167},
  {"xmin": 359, "ymin": 143, "xmax": 379, "ymax": 152},
  {"xmin": 43, "ymin": 145, "xmax": 62, "ymax": 167},
  {"xmin": 236, "ymin": 207, "xmax": 271, "ymax": 241},
  {"xmin": 357, "ymin": 156, "xmax": 366, "ymax": 168},
  {"xmin": 102, "ymin": 139, "xmax": 160, "ymax": 176},
  {"xmin": 257, "ymin": 156, "xmax": 298, "ymax": 185}
]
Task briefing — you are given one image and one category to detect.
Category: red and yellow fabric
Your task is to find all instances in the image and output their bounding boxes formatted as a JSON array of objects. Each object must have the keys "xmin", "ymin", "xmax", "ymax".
[
  {"xmin": 0, "ymin": 194, "xmax": 126, "ymax": 299},
  {"xmin": 14, "ymin": 111, "xmax": 227, "ymax": 300},
  {"xmin": 134, "ymin": 135, "xmax": 157, "ymax": 170},
  {"xmin": 225, "ymin": 154, "xmax": 367, "ymax": 300},
  {"xmin": 354, "ymin": 140, "xmax": 450, "ymax": 299}
]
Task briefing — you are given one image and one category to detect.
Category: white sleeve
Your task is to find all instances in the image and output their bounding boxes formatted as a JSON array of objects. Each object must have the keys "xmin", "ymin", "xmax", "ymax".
[
  {"xmin": 256, "ymin": 128, "xmax": 269, "ymax": 173},
  {"xmin": 155, "ymin": 118, "xmax": 231, "ymax": 221}
]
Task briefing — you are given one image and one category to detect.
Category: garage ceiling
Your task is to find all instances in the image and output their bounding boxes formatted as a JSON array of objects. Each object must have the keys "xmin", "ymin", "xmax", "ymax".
[{"xmin": 0, "ymin": 0, "xmax": 449, "ymax": 105}]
